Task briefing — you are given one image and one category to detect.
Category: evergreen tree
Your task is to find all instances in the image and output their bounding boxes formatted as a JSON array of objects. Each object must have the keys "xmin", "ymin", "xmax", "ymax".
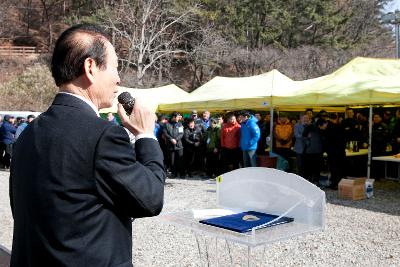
[{"xmin": 195, "ymin": 0, "xmax": 391, "ymax": 49}]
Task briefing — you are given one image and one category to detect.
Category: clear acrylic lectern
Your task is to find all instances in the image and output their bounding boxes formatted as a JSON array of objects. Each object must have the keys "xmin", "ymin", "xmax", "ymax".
[{"xmin": 159, "ymin": 167, "xmax": 326, "ymax": 265}]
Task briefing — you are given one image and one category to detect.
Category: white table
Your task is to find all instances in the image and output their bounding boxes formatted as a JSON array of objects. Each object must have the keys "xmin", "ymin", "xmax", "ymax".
[{"xmin": 371, "ymin": 155, "xmax": 400, "ymax": 181}]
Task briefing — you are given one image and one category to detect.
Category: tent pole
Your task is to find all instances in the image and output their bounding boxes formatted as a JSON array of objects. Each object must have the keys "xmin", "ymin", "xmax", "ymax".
[
  {"xmin": 367, "ymin": 105, "xmax": 373, "ymax": 179},
  {"xmin": 269, "ymin": 107, "xmax": 274, "ymax": 153}
]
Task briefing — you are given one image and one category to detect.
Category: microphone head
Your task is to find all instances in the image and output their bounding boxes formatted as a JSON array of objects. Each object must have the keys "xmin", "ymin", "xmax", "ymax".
[
  {"xmin": 118, "ymin": 92, "xmax": 133, "ymax": 105},
  {"xmin": 118, "ymin": 92, "xmax": 135, "ymax": 115}
]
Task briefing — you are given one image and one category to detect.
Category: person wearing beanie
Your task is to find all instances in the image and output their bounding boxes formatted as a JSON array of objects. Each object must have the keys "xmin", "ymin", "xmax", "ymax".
[{"xmin": 0, "ymin": 115, "xmax": 16, "ymax": 169}]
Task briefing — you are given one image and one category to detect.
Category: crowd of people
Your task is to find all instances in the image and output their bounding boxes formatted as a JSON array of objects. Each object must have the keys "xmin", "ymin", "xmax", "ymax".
[
  {"xmin": 0, "ymin": 114, "xmax": 36, "ymax": 170},
  {"xmin": 149, "ymin": 107, "xmax": 400, "ymax": 190},
  {"xmin": 153, "ymin": 110, "xmax": 260, "ymax": 178},
  {"xmin": 3, "ymin": 107, "xmax": 398, "ymax": 189}
]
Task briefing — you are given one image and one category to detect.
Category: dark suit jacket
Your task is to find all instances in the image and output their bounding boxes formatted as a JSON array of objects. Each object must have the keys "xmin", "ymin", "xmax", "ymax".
[{"xmin": 9, "ymin": 94, "xmax": 165, "ymax": 267}]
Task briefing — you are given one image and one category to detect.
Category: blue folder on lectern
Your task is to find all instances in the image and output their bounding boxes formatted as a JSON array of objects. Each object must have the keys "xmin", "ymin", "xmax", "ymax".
[{"xmin": 199, "ymin": 211, "xmax": 293, "ymax": 233}]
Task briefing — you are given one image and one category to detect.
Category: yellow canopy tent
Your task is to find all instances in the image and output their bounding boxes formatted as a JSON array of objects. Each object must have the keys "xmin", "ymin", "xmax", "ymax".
[
  {"xmin": 158, "ymin": 70, "xmax": 341, "ymax": 112},
  {"xmin": 100, "ymin": 84, "xmax": 188, "ymax": 113},
  {"xmin": 158, "ymin": 70, "xmax": 306, "ymax": 112},
  {"xmin": 159, "ymin": 57, "xmax": 400, "ymax": 113},
  {"xmin": 294, "ymin": 57, "xmax": 400, "ymax": 106}
]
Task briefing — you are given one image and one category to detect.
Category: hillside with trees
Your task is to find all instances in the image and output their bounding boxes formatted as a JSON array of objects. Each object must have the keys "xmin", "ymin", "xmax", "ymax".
[{"xmin": 0, "ymin": 0, "xmax": 396, "ymax": 111}]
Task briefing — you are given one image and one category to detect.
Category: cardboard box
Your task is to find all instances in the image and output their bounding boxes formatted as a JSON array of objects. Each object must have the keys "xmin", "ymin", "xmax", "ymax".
[{"xmin": 338, "ymin": 177, "xmax": 366, "ymax": 200}]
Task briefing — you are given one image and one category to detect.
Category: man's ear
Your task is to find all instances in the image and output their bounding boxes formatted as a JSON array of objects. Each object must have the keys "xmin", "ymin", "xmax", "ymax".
[{"xmin": 83, "ymin": 58, "xmax": 97, "ymax": 84}]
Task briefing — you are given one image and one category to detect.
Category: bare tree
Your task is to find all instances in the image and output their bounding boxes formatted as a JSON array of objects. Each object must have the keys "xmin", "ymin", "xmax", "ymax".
[
  {"xmin": 98, "ymin": 0, "xmax": 199, "ymax": 86},
  {"xmin": 225, "ymin": 47, "xmax": 281, "ymax": 77},
  {"xmin": 0, "ymin": 1, "xmax": 17, "ymax": 39},
  {"xmin": 186, "ymin": 25, "xmax": 230, "ymax": 90},
  {"xmin": 0, "ymin": 3, "xmax": 6, "ymax": 38},
  {"xmin": 39, "ymin": 0, "xmax": 59, "ymax": 49}
]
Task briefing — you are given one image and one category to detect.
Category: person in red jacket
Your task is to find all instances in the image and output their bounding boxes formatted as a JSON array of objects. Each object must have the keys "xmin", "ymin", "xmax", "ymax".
[{"xmin": 220, "ymin": 113, "xmax": 241, "ymax": 172}]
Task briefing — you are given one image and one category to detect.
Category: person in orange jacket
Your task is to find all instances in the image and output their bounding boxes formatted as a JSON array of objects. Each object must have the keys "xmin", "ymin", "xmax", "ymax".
[{"xmin": 274, "ymin": 113, "xmax": 294, "ymax": 162}]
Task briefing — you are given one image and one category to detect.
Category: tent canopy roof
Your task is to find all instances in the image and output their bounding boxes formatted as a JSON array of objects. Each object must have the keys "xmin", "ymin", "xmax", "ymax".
[
  {"xmin": 159, "ymin": 57, "xmax": 400, "ymax": 112},
  {"xmin": 187, "ymin": 70, "xmax": 296, "ymax": 100},
  {"xmin": 158, "ymin": 69, "xmax": 308, "ymax": 112},
  {"xmin": 295, "ymin": 57, "xmax": 400, "ymax": 106}
]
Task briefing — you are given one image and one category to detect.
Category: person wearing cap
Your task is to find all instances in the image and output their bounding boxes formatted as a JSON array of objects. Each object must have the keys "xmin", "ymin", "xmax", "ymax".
[
  {"xmin": 155, "ymin": 114, "xmax": 169, "ymax": 157},
  {"xmin": 15, "ymin": 117, "xmax": 25, "ymax": 127},
  {"xmin": 195, "ymin": 110, "xmax": 211, "ymax": 173},
  {"xmin": 190, "ymin": 110, "xmax": 198, "ymax": 120},
  {"xmin": 14, "ymin": 117, "xmax": 26, "ymax": 140},
  {"xmin": 0, "ymin": 115, "xmax": 17, "ymax": 169},
  {"xmin": 183, "ymin": 110, "xmax": 198, "ymax": 128},
  {"xmin": 204, "ymin": 118, "xmax": 221, "ymax": 177},
  {"xmin": 163, "ymin": 111, "xmax": 185, "ymax": 177},
  {"xmin": 15, "ymin": 114, "xmax": 36, "ymax": 140},
  {"xmin": 183, "ymin": 118, "xmax": 203, "ymax": 177}
]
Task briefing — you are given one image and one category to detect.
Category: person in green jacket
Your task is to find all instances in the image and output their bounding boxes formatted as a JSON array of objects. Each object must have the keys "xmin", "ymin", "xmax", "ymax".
[{"xmin": 204, "ymin": 118, "xmax": 221, "ymax": 177}]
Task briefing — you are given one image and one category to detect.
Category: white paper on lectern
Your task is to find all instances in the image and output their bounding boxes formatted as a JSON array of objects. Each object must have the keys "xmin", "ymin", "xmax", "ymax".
[{"xmin": 192, "ymin": 209, "xmax": 236, "ymax": 220}]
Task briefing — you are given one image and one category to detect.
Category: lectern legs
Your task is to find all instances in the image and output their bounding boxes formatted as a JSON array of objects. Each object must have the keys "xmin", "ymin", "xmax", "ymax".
[{"xmin": 193, "ymin": 231, "xmax": 260, "ymax": 267}]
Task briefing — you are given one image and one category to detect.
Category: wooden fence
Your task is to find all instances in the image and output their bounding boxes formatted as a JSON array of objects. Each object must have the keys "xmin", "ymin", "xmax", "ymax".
[{"xmin": 0, "ymin": 46, "xmax": 45, "ymax": 56}]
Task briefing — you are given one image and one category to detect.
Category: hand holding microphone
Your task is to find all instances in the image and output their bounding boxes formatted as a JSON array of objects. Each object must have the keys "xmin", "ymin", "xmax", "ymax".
[
  {"xmin": 118, "ymin": 92, "xmax": 135, "ymax": 115},
  {"xmin": 117, "ymin": 92, "xmax": 155, "ymax": 136}
]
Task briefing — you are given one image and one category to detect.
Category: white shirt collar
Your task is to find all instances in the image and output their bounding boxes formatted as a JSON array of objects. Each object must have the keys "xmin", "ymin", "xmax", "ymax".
[{"xmin": 58, "ymin": 92, "xmax": 100, "ymax": 117}]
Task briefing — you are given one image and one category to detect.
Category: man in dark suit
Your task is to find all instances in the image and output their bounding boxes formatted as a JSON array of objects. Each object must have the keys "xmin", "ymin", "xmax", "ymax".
[{"xmin": 9, "ymin": 24, "xmax": 165, "ymax": 267}]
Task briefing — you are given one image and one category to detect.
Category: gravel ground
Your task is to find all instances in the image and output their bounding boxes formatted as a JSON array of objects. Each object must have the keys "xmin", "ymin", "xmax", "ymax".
[{"xmin": 1, "ymin": 170, "xmax": 400, "ymax": 266}]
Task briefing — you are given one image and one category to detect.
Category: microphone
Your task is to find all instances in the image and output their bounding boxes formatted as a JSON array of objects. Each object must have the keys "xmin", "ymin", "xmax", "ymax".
[{"xmin": 118, "ymin": 92, "xmax": 135, "ymax": 115}]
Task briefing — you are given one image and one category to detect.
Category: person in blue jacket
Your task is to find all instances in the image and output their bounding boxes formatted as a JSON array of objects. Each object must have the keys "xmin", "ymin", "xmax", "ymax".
[
  {"xmin": 0, "ymin": 115, "xmax": 17, "ymax": 169},
  {"xmin": 239, "ymin": 111, "xmax": 261, "ymax": 167}
]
